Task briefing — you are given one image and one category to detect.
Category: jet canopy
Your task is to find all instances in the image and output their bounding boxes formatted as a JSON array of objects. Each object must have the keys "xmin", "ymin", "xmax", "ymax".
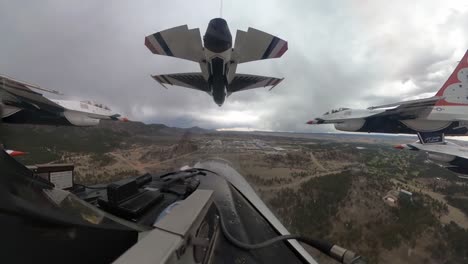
[
  {"xmin": 80, "ymin": 100, "xmax": 111, "ymax": 110},
  {"xmin": 323, "ymin": 107, "xmax": 350, "ymax": 115}
]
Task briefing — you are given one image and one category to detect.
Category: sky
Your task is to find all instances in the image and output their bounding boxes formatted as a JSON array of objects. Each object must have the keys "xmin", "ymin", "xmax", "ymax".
[{"xmin": 1, "ymin": 0, "xmax": 468, "ymax": 132}]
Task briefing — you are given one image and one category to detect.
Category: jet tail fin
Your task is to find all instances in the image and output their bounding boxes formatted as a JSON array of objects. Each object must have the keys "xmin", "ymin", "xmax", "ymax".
[
  {"xmin": 417, "ymin": 132, "xmax": 445, "ymax": 144},
  {"xmin": 434, "ymin": 50, "xmax": 468, "ymax": 106}
]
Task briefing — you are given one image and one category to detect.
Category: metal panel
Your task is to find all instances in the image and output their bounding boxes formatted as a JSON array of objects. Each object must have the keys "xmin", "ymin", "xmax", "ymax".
[{"xmin": 154, "ymin": 189, "xmax": 213, "ymax": 236}]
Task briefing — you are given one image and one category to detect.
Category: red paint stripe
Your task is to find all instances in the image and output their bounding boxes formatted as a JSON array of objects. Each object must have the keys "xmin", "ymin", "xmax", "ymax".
[
  {"xmin": 145, "ymin": 37, "xmax": 159, "ymax": 54},
  {"xmin": 274, "ymin": 42, "xmax": 288, "ymax": 58},
  {"xmin": 434, "ymin": 99, "xmax": 468, "ymax": 106},
  {"xmin": 435, "ymin": 50, "xmax": 468, "ymax": 103},
  {"xmin": 265, "ymin": 78, "xmax": 274, "ymax": 86},
  {"xmin": 272, "ymin": 78, "xmax": 282, "ymax": 86}
]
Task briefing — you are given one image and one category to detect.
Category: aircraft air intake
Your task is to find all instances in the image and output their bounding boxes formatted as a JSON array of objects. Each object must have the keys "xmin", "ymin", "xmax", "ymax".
[{"xmin": 334, "ymin": 119, "xmax": 366, "ymax": 132}]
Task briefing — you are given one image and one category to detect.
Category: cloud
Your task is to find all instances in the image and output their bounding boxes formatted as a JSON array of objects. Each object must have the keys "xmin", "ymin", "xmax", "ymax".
[{"xmin": 1, "ymin": 0, "xmax": 468, "ymax": 132}]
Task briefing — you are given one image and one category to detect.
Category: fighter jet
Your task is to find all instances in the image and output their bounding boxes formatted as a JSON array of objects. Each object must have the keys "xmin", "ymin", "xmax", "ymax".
[
  {"xmin": 145, "ymin": 18, "xmax": 288, "ymax": 106},
  {"xmin": 307, "ymin": 50, "xmax": 468, "ymax": 135},
  {"xmin": 0, "ymin": 74, "xmax": 128, "ymax": 126},
  {"xmin": 395, "ymin": 133, "xmax": 468, "ymax": 177}
]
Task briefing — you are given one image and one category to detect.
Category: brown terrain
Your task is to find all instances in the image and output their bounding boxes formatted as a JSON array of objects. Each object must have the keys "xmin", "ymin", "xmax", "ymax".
[{"xmin": 6, "ymin": 121, "xmax": 468, "ymax": 263}]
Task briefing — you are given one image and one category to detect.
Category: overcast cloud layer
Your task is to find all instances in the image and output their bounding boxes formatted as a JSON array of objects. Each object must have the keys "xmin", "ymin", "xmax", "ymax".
[{"xmin": 1, "ymin": 0, "xmax": 468, "ymax": 132}]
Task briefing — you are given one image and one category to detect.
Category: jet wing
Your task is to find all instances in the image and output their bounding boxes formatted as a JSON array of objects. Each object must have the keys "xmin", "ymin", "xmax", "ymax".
[
  {"xmin": 369, "ymin": 96, "xmax": 442, "ymax": 119},
  {"xmin": 368, "ymin": 96, "xmax": 442, "ymax": 118},
  {"xmin": 145, "ymin": 25, "xmax": 204, "ymax": 63},
  {"xmin": 410, "ymin": 142, "xmax": 468, "ymax": 160},
  {"xmin": 0, "ymin": 75, "xmax": 64, "ymax": 113},
  {"xmin": 233, "ymin": 28, "xmax": 288, "ymax": 63},
  {"xmin": 404, "ymin": 141, "xmax": 468, "ymax": 176},
  {"xmin": 151, "ymin": 73, "xmax": 210, "ymax": 93},
  {"xmin": 399, "ymin": 132, "xmax": 468, "ymax": 159},
  {"xmin": 227, "ymin": 74, "xmax": 283, "ymax": 93}
]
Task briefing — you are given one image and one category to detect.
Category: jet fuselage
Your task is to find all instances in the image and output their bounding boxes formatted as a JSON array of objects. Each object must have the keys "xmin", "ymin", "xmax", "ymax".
[
  {"xmin": 308, "ymin": 107, "xmax": 468, "ymax": 135},
  {"xmin": 307, "ymin": 49, "xmax": 468, "ymax": 135},
  {"xmin": 201, "ymin": 18, "xmax": 233, "ymax": 106}
]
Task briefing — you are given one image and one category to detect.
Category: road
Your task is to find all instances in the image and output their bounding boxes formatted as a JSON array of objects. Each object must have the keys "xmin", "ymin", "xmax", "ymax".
[
  {"xmin": 108, "ymin": 152, "xmax": 144, "ymax": 173},
  {"xmin": 257, "ymin": 169, "xmax": 345, "ymax": 191},
  {"xmin": 310, "ymin": 152, "xmax": 327, "ymax": 171}
]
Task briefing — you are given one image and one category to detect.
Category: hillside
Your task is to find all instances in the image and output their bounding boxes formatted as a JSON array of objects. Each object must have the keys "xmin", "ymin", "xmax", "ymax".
[
  {"xmin": 0, "ymin": 121, "xmax": 211, "ymax": 163},
  {"xmin": 2, "ymin": 121, "xmax": 468, "ymax": 263}
]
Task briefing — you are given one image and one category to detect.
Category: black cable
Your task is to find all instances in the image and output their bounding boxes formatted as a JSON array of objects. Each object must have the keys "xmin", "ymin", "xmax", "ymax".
[
  {"xmin": 218, "ymin": 208, "xmax": 332, "ymax": 252},
  {"xmin": 159, "ymin": 168, "xmax": 218, "ymax": 179},
  {"xmin": 161, "ymin": 171, "xmax": 206, "ymax": 188},
  {"xmin": 190, "ymin": 168, "xmax": 220, "ymax": 175},
  {"xmin": 158, "ymin": 171, "xmax": 178, "ymax": 179},
  {"xmin": 217, "ymin": 206, "xmax": 365, "ymax": 264}
]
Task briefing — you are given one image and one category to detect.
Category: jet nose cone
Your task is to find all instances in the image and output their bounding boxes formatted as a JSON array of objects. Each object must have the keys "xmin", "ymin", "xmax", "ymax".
[
  {"xmin": 213, "ymin": 97, "xmax": 225, "ymax": 106},
  {"xmin": 306, "ymin": 120, "xmax": 316, "ymax": 125},
  {"xmin": 6, "ymin": 150, "xmax": 27, "ymax": 157},
  {"xmin": 209, "ymin": 17, "xmax": 227, "ymax": 24},
  {"xmin": 394, "ymin": 144, "xmax": 406, "ymax": 150}
]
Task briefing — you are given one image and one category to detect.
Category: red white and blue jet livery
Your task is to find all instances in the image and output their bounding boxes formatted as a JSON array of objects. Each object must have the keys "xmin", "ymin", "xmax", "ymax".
[
  {"xmin": 145, "ymin": 18, "xmax": 288, "ymax": 106},
  {"xmin": 0, "ymin": 74, "xmax": 128, "ymax": 126},
  {"xmin": 307, "ymin": 50, "xmax": 468, "ymax": 136}
]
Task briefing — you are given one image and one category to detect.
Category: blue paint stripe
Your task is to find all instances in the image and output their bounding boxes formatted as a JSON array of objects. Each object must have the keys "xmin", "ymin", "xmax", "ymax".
[
  {"xmin": 261, "ymin": 37, "xmax": 279, "ymax": 59},
  {"xmin": 154, "ymin": 32, "xmax": 174, "ymax": 56}
]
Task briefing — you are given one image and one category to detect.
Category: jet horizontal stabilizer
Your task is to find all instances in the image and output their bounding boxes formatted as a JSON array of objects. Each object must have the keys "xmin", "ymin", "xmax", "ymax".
[
  {"xmin": 151, "ymin": 73, "xmax": 210, "ymax": 93},
  {"xmin": 227, "ymin": 74, "xmax": 283, "ymax": 93}
]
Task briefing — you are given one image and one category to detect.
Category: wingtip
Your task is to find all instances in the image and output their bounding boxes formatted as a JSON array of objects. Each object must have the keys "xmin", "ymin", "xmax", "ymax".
[
  {"xmin": 51, "ymin": 90, "xmax": 63, "ymax": 95},
  {"xmin": 151, "ymin": 75, "xmax": 168, "ymax": 89},
  {"xmin": 269, "ymin": 78, "xmax": 284, "ymax": 91},
  {"xmin": 275, "ymin": 41, "xmax": 288, "ymax": 58}
]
